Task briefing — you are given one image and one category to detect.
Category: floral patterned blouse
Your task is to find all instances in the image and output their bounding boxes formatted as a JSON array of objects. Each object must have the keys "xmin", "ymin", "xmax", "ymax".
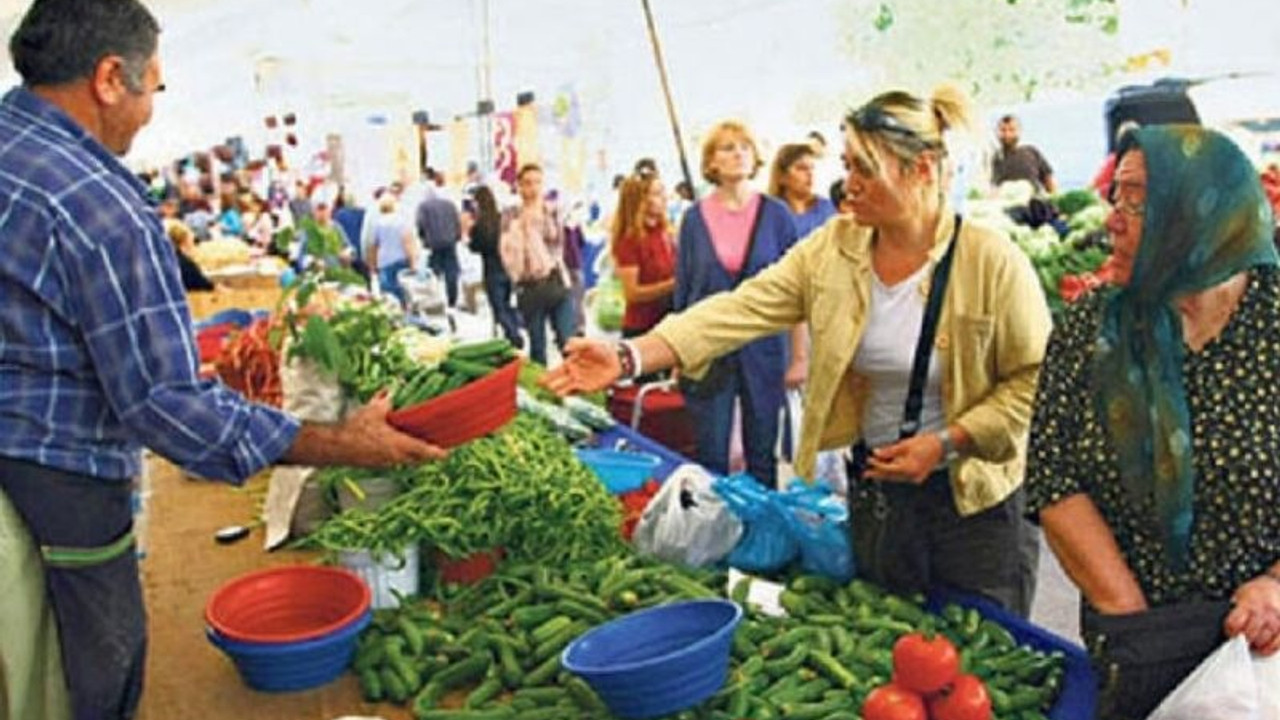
[{"xmin": 1026, "ymin": 265, "xmax": 1280, "ymax": 606}]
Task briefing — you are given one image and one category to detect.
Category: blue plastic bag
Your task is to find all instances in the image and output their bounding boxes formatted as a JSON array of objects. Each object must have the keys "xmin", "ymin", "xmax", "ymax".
[
  {"xmin": 713, "ymin": 474, "xmax": 798, "ymax": 574},
  {"xmin": 777, "ymin": 481, "xmax": 855, "ymax": 583}
]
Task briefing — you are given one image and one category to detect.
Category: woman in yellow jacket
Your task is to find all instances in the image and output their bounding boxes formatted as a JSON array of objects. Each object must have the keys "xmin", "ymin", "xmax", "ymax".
[{"xmin": 546, "ymin": 86, "xmax": 1051, "ymax": 614}]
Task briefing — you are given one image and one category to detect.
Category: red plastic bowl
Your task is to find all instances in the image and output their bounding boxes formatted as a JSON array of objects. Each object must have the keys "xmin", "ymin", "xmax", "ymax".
[
  {"xmin": 387, "ymin": 359, "xmax": 521, "ymax": 448},
  {"xmin": 435, "ymin": 547, "xmax": 504, "ymax": 585},
  {"xmin": 205, "ymin": 565, "xmax": 371, "ymax": 644}
]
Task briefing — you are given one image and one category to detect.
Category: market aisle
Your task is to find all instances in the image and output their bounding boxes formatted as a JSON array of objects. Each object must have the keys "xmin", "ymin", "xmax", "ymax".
[{"xmin": 135, "ymin": 457, "xmax": 411, "ymax": 720}]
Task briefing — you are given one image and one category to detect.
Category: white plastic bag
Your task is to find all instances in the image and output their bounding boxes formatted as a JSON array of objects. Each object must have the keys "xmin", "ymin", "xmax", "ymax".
[
  {"xmin": 1147, "ymin": 636, "xmax": 1259, "ymax": 720},
  {"xmin": 1256, "ymin": 649, "xmax": 1280, "ymax": 718},
  {"xmin": 632, "ymin": 464, "xmax": 743, "ymax": 568}
]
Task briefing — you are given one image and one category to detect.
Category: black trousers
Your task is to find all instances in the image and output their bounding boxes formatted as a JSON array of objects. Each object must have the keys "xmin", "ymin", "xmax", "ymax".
[
  {"xmin": 429, "ymin": 246, "xmax": 461, "ymax": 307},
  {"xmin": 0, "ymin": 456, "xmax": 146, "ymax": 720},
  {"xmin": 847, "ymin": 457, "xmax": 1040, "ymax": 617}
]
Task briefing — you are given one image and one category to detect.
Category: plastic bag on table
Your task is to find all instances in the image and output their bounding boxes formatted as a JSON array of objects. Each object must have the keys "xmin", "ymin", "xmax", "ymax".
[
  {"xmin": 1147, "ymin": 636, "xmax": 1258, "ymax": 720},
  {"xmin": 281, "ymin": 346, "xmax": 345, "ymax": 422},
  {"xmin": 714, "ymin": 473, "xmax": 798, "ymax": 574},
  {"xmin": 777, "ymin": 481, "xmax": 854, "ymax": 583},
  {"xmin": 632, "ymin": 464, "xmax": 742, "ymax": 568}
]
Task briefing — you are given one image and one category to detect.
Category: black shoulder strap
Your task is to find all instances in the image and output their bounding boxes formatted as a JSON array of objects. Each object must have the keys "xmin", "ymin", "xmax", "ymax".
[{"xmin": 899, "ymin": 214, "xmax": 963, "ymax": 440}]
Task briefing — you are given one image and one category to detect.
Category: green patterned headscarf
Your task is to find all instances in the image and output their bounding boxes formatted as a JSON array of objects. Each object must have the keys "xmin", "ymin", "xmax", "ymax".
[{"xmin": 1095, "ymin": 125, "xmax": 1277, "ymax": 571}]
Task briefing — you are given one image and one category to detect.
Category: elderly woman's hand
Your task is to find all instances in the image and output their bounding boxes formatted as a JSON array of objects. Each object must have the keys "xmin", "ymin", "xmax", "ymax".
[{"xmin": 1225, "ymin": 573, "xmax": 1280, "ymax": 656}]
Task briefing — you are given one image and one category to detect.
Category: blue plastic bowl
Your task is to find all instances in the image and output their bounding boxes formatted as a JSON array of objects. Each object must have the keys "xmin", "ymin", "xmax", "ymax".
[
  {"xmin": 207, "ymin": 608, "xmax": 371, "ymax": 692},
  {"xmin": 196, "ymin": 308, "xmax": 255, "ymax": 331},
  {"xmin": 575, "ymin": 448, "xmax": 661, "ymax": 494},
  {"xmin": 562, "ymin": 599, "xmax": 742, "ymax": 719}
]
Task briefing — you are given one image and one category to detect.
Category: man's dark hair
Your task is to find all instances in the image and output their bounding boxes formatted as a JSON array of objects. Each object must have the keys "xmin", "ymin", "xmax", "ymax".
[
  {"xmin": 998, "ymin": 114, "xmax": 1018, "ymax": 125},
  {"xmin": 9, "ymin": 0, "xmax": 160, "ymax": 90},
  {"xmin": 516, "ymin": 163, "xmax": 542, "ymax": 180}
]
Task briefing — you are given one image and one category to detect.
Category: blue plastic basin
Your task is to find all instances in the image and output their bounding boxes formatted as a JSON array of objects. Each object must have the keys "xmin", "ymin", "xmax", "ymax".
[
  {"xmin": 575, "ymin": 448, "xmax": 661, "ymax": 494},
  {"xmin": 562, "ymin": 599, "xmax": 742, "ymax": 719},
  {"xmin": 207, "ymin": 608, "xmax": 371, "ymax": 692}
]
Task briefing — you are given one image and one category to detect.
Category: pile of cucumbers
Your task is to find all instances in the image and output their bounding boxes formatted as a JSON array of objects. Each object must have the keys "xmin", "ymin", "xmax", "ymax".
[
  {"xmin": 392, "ymin": 339, "xmax": 520, "ymax": 410},
  {"xmin": 350, "ymin": 556, "xmax": 1068, "ymax": 720}
]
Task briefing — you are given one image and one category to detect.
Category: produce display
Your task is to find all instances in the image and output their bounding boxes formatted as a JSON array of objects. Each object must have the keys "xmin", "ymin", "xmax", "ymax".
[
  {"xmin": 298, "ymin": 414, "xmax": 627, "ymax": 564},
  {"xmin": 968, "ymin": 189, "xmax": 1111, "ymax": 317},
  {"xmin": 391, "ymin": 339, "xmax": 520, "ymax": 411},
  {"xmin": 213, "ymin": 319, "xmax": 282, "ymax": 407},
  {"xmin": 349, "ymin": 563, "xmax": 1066, "ymax": 720}
]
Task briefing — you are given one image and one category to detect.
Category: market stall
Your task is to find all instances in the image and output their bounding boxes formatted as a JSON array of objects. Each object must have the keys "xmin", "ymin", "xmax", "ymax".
[{"xmin": 156, "ymin": 267, "xmax": 1099, "ymax": 720}]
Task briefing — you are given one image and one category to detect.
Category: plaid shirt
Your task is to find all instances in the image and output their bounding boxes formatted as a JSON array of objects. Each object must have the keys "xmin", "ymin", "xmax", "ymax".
[{"xmin": 0, "ymin": 88, "xmax": 299, "ymax": 482}]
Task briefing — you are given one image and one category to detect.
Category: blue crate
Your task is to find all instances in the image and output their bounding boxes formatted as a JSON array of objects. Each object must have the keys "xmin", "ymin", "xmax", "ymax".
[
  {"xmin": 927, "ymin": 588, "xmax": 1097, "ymax": 720},
  {"xmin": 594, "ymin": 424, "xmax": 689, "ymax": 483}
]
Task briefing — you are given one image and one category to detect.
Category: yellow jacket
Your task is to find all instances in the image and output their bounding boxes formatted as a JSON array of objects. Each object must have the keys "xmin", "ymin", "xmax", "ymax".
[{"xmin": 653, "ymin": 212, "xmax": 1051, "ymax": 515}]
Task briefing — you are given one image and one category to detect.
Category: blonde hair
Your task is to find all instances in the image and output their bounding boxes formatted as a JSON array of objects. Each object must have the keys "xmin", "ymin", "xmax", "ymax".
[
  {"xmin": 611, "ymin": 173, "xmax": 670, "ymax": 251},
  {"xmin": 843, "ymin": 84, "xmax": 974, "ymax": 176},
  {"xmin": 164, "ymin": 219, "xmax": 196, "ymax": 253},
  {"xmin": 699, "ymin": 120, "xmax": 764, "ymax": 185},
  {"xmin": 378, "ymin": 194, "xmax": 398, "ymax": 214},
  {"xmin": 767, "ymin": 142, "xmax": 817, "ymax": 198}
]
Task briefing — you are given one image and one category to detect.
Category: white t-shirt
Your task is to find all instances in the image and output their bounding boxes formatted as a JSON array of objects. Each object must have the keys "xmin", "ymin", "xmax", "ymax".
[{"xmin": 852, "ymin": 262, "xmax": 946, "ymax": 448}]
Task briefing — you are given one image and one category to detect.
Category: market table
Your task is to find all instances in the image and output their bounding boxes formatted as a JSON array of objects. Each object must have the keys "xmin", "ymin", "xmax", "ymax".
[
  {"xmin": 135, "ymin": 457, "xmax": 411, "ymax": 720},
  {"xmin": 137, "ymin": 417, "xmax": 1096, "ymax": 720}
]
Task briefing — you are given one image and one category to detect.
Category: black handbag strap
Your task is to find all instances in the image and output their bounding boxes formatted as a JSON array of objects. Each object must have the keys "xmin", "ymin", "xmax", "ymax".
[{"xmin": 898, "ymin": 215, "xmax": 962, "ymax": 441}]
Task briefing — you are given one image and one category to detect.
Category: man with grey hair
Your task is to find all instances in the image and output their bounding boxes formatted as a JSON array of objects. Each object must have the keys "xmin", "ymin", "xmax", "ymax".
[{"xmin": 0, "ymin": 1, "xmax": 444, "ymax": 717}]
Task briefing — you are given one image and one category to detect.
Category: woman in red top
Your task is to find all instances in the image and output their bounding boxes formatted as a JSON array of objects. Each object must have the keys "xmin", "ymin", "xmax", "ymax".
[{"xmin": 611, "ymin": 170, "xmax": 676, "ymax": 336}]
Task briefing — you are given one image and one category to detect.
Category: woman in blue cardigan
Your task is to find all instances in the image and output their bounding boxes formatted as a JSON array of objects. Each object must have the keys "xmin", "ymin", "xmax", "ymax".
[{"xmin": 675, "ymin": 120, "xmax": 802, "ymax": 487}]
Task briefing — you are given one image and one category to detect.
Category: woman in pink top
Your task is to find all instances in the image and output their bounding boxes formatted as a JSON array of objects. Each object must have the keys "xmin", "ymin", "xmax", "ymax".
[{"xmin": 670, "ymin": 120, "xmax": 803, "ymax": 488}]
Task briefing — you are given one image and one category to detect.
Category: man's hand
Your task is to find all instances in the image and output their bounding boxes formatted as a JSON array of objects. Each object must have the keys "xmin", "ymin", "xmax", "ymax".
[
  {"xmin": 863, "ymin": 434, "xmax": 944, "ymax": 484},
  {"xmin": 1225, "ymin": 573, "xmax": 1280, "ymax": 655},
  {"xmin": 284, "ymin": 393, "xmax": 446, "ymax": 468},
  {"xmin": 541, "ymin": 338, "xmax": 622, "ymax": 396}
]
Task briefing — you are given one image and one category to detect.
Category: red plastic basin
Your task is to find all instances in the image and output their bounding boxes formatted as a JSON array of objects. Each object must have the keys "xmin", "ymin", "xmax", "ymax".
[
  {"xmin": 387, "ymin": 358, "xmax": 521, "ymax": 448},
  {"xmin": 205, "ymin": 565, "xmax": 371, "ymax": 644}
]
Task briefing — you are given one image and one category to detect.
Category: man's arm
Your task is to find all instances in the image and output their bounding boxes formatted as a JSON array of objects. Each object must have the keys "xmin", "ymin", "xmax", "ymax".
[
  {"xmin": 67, "ymin": 204, "xmax": 440, "ymax": 483},
  {"xmin": 283, "ymin": 395, "xmax": 444, "ymax": 467}
]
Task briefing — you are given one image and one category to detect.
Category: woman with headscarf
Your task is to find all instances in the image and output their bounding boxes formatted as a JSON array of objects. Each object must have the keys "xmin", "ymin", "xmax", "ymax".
[
  {"xmin": 1026, "ymin": 125, "xmax": 1280, "ymax": 719},
  {"xmin": 544, "ymin": 87, "xmax": 1050, "ymax": 613}
]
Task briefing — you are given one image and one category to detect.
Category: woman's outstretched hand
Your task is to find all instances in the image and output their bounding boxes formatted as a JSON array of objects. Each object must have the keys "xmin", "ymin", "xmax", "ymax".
[{"xmin": 541, "ymin": 338, "xmax": 622, "ymax": 396}]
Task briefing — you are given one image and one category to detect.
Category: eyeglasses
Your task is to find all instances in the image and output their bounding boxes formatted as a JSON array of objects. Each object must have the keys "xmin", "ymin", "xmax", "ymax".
[
  {"xmin": 846, "ymin": 105, "xmax": 939, "ymax": 151},
  {"xmin": 1108, "ymin": 181, "xmax": 1146, "ymax": 218}
]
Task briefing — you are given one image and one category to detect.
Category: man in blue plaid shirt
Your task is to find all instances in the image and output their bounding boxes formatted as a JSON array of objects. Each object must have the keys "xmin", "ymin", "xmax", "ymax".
[{"xmin": 0, "ymin": 2, "xmax": 446, "ymax": 717}]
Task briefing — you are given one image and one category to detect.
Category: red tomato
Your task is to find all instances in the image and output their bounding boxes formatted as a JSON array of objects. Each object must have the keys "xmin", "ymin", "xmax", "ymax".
[
  {"xmin": 862, "ymin": 683, "xmax": 928, "ymax": 720},
  {"xmin": 891, "ymin": 632, "xmax": 960, "ymax": 696},
  {"xmin": 928, "ymin": 674, "xmax": 993, "ymax": 720}
]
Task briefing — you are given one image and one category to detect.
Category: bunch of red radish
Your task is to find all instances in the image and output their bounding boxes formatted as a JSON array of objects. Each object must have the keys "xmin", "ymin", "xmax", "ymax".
[{"xmin": 862, "ymin": 633, "xmax": 992, "ymax": 720}]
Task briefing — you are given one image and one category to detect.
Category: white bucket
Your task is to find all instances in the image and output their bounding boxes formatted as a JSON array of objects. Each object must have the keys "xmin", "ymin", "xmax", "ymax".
[{"xmin": 337, "ymin": 545, "xmax": 420, "ymax": 609}]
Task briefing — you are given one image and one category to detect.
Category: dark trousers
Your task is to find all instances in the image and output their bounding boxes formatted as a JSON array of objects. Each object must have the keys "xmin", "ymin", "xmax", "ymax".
[
  {"xmin": 429, "ymin": 246, "xmax": 461, "ymax": 307},
  {"xmin": 519, "ymin": 294, "xmax": 574, "ymax": 367},
  {"xmin": 377, "ymin": 259, "xmax": 410, "ymax": 308},
  {"xmin": 847, "ymin": 464, "xmax": 1039, "ymax": 617},
  {"xmin": 483, "ymin": 261, "xmax": 523, "ymax": 347},
  {"xmin": 683, "ymin": 359, "xmax": 780, "ymax": 489},
  {"xmin": 0, "ymin": 456, "xmax": 146, "ymax": 720}
]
